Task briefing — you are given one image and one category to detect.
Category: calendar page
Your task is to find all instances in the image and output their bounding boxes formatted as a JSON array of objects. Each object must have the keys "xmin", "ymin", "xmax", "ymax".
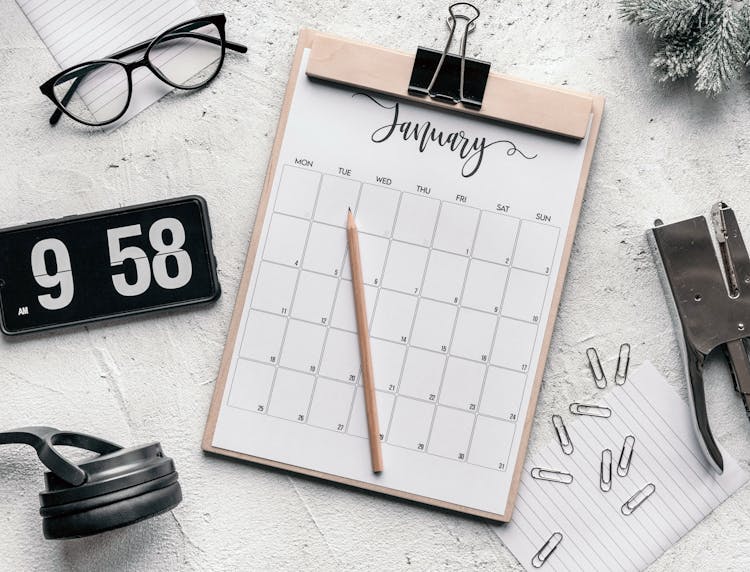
[{"xmin": 210, "ymin": 49, "xmax": 591, "ymax": 516}]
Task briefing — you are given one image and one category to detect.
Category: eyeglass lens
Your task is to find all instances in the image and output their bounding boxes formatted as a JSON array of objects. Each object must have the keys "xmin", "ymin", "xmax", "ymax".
[
  {"xmin": 52, "ymin": 61, "xmax": 129, "ymax": 125},
  {"xmin": 149, "ymin": 20, "xmax": 223, "ymax": 88}
]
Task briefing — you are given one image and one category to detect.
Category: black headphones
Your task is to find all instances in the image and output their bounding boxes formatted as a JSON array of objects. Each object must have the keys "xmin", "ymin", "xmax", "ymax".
[{"xmin": 0, "ymin": 426, "xmax": 182, "ymax": 539}]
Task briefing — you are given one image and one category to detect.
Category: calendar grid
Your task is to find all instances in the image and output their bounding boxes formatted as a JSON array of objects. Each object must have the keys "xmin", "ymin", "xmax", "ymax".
[
  {"xmin": 386, "ymin": 196, "xmax": 443, "ymax": 446},
  {"xmin": 260, "ymin": 167, "xmax": 325, "ymax": 418},
  {"xmin": 257, "ymin": 257, "xmax": 551, "ymax": 321},
  {"xmin": 246, "ymin": 265, "xmax": 549, "ymax": 329},
  {"xmin": 423, "ymin": 202, "xmax": 481, "ymax": 458},
  {"xmin": 229, "ymin": 164, "xmax": 562, "ymax": 470},
  {"xmin": 238, "ymin": 352, "xmax": 515, "ymax": 450},
  {"xmin": 355, "ymin": 187, "xmax": 404, "ymax": 442},
  {"xmin": 465, "ymin": 211, "xmax": 522, "ymax": 468},
  {"xmin": 301, "ymin": 181, "xmax": 362, "ymax": 427},
  {"xmin": 236, "ymin": 303, "xmax": 547, "ymax": 365},
  {"xmin": 234, "ymin": 355, "xmax": 536, "ymax": 423},
  {"xmin": 330, "ymin": 182, "xmax": 365, "ymax": 435},
  {"xmin": 254, "ymin": 207, "xmax": 554, "ymax": 281}
]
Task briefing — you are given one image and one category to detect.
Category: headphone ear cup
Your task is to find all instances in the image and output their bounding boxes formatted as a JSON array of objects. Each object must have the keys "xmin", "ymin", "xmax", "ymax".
[
  {"xmin": 41, "ymin": 478, "xmax": 182, "ymax": 540},
  {"xmin": 38, "ymin": 442, "xmax": 181, "ymax": 539}
]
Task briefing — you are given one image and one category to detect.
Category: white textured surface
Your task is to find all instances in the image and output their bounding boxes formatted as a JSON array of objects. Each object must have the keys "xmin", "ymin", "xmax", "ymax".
[{"xmin": 1, "ymin": 1, "xmax": 749, "ymax": 570}]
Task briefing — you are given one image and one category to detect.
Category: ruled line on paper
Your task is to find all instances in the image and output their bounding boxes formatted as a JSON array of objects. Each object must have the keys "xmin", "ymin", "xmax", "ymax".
[{"xmin": 495, "ymin": 362, "xmax": 749, "ymax": 572}]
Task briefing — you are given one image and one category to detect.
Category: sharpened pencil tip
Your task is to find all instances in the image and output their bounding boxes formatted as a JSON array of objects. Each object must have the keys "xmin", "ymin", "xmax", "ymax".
[{"xmin": 348, "ymin": 207, "xmax": 352, "ymax": 212}]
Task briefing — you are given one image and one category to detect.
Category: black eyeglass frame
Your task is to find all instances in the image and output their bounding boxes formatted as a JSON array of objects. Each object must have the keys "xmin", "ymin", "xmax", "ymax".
[{"xmin": 39, "ymin": 13, "xmax": 247, "ymax": 127}]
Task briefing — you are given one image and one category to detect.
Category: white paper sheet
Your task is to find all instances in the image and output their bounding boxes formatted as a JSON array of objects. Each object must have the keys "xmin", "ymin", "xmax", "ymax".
[
  {"xmin": 211, "ymin": 48, "xmax": 591, "ymax": 516},
  {"xmin": 495, "ymin": 362, "xmax": 749, "ymax": 571},
  {"xmin": 17, "ymin": 0, "xmax": 202, "ymax": 127}
]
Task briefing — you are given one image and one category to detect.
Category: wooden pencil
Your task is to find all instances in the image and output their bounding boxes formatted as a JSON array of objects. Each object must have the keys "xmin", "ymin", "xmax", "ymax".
[{"xmin": 347, "ymin": 208, "xmax": 384, "ymax": 473}]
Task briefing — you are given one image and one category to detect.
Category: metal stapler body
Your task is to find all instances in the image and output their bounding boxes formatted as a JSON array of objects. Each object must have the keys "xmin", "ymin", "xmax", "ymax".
[{"xmin": 649, "ymin": 202, "xmax": 750, "ymax": 473}]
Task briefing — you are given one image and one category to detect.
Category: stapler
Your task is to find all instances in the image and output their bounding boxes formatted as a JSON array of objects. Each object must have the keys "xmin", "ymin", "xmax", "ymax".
[{"xmin": 649, "ymin": 202, "xmax": 750, "ymax": 473}]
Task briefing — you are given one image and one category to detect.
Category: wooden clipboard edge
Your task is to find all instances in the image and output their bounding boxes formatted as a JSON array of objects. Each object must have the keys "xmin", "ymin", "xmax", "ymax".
[
  {"xmin": 203, "ymin": 27, "xmax": 605, "ymax": 523},
  {"xmin": 201, "ymin": 29, "xmax": 316, "ymax": 454},
  {"xmin": 306, "ymin": 32, "xmax": 593, "ymax": 139},
  {"xmin": 204, "ymin": 445, "xmax": 508, "ymax": 522},
  {"xmin": 502, "ymin": 95, "xmax": 606, "ymax": 519}
]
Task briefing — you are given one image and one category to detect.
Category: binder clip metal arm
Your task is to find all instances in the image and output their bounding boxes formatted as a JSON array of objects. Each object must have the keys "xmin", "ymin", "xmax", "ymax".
[
  {"xmin": 650, "ymin": 202, "xmax": 750, "ymax": 473},
  {"xmin": 408, "ymin": 2, "xmax": 490, "ymax": 109}
]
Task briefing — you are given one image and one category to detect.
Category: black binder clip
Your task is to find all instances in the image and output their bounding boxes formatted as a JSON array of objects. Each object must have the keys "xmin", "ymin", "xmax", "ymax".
[
  {"xmin": 408, "ymin": 2, "xmax": 490, "ymax": 109},
  {"xmin": 650, "ymin": 202, "xmax": 750, "ymax": 473}
]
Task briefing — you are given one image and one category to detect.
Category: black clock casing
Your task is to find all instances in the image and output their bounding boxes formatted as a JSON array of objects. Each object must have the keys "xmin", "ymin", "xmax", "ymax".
[{"xmin": 0, "ymin": 196, "xmax": 220, "ymax": 335}]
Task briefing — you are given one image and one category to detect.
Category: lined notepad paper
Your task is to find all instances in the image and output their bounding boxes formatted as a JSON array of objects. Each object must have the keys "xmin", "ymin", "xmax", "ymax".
[
  {"xmin": 17, "ymin": 0, "xmax": 201, "ymax": 127},
  {"xmin": 495, "ymin": 362, "xmax": 748, "ymax": 571}
]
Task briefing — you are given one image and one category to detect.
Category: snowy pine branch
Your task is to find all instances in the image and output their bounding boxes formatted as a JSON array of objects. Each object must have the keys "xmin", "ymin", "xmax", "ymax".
[{"xmin": 620, "ymin": 0, "xmax": 750, "ymax": 94}]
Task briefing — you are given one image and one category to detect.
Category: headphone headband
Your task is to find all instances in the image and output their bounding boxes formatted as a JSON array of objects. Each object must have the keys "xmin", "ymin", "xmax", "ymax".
[
  {"xmin": 0, "ymin": 426, "xmax": 181, "ymax": 539},
  {"xmin": 0, "ymin": 426, "xmax": 122, "ymax": 486}
]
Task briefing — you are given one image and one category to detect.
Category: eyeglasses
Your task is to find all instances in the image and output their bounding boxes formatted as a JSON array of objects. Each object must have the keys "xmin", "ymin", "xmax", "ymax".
[{"xmin": 39, "ymin": 13, "xmax": 247, "ymax": 127}]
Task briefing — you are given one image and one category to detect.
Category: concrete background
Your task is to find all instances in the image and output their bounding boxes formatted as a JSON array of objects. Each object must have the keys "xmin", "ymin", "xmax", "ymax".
[{"xmin": 1, "ymin": 0, "xmax": 749, "ymax": 570}]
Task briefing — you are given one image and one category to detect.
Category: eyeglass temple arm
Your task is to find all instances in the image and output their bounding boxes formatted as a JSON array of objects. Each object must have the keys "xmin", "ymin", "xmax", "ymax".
[
  {"xmin": 49, "ymin": 30, "xmax": 247, "ymax": 125},
  {"xmin": 49, "ymin": 69, "xmax": 89, "ymax": 125},
  {"xmin": 109, "ymin": 30, "xmax": 248, "ymax": 61}
]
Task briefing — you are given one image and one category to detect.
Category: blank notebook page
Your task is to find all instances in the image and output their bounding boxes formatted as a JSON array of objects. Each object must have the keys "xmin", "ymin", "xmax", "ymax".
[
  {"xmin": 495, "ymin": 362, "xmax": 749, "ymax": 571},
  {"xmin": 17, "ymin": 0, "xmax": 202, "ymax": 127}
]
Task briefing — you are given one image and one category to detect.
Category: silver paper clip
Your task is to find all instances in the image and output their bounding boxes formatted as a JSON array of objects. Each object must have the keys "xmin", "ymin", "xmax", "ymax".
[
  {"xmin": 600, "ymin": 449, "xmax": 612, "ymax": 492},
  {"xmin": 615, "ymin": 343, "xmax": 631, "ymax": 385},
  {"xmin": 586, "ymin": 347, "xmax": 607, "ymax": 389},
  {"xmin": 552, "ymin": 414, "xmax": 574, "ymax": 455},
  {"xmin": 617, "ymin": 435, "xmax": 635, "ymax": 477},
  {"xmin": 530, "ymin": 467, "xmax": 574, "ymax": 484},
  {"xmin": 531, "ymin": 532, "xmax": 563, "ymax": 568},
  {"xmin": 569, "ymin": 403, "xmax": 612, "ymax": 418},
  {"xmin": 621, "ymin": 483, "xmax": 656, "ymax": 515}
]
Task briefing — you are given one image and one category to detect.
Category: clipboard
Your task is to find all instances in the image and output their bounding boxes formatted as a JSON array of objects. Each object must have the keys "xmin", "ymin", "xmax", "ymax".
[{"xmin": 203, "ymin": 15, "xmax": 604, "ymax": 521}]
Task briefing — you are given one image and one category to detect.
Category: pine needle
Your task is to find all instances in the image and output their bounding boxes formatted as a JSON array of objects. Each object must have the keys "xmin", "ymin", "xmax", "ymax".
[
  {"xmin": 651, "ymin": 36, "xmax": 700, "ymax": 81},
  {"xmin": 694, "ymin": 5, "xmax": 745, "ymax": 94}
]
